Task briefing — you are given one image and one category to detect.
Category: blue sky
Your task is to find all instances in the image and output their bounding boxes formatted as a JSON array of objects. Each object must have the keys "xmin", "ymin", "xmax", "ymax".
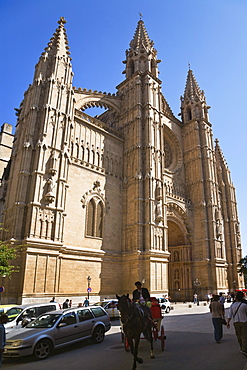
[{"xmin": 0, "ymin": 0, "xmax": 246, "ymax": 255}]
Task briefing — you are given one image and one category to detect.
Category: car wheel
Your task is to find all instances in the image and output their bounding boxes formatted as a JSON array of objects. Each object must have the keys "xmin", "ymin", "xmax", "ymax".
[
  {"xmin": 92, "ymin": 326, "xmax": 105, "ymax": 343},
  {"xmin": 166, "ymin": 306, "xmax": 170, "ymax": 313},
  {"xmin": 33, "ymin": 339, "xmax": 52, "ymax": 360}
]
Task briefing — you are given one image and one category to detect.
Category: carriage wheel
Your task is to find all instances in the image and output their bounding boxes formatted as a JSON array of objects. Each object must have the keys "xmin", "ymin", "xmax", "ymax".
[
  {"xmin": 160, "ymin": 326, "xmax": 166, "ymax": 351},
  {"xmin": 124, "ymin": 335, "xmax": 130, "ymax": 352}
]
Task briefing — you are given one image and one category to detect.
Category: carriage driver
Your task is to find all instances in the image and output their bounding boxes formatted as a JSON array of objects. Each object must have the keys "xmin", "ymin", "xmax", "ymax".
[
  {"xmin": 133, "ymin": 281, "xmax": 151, "ymax": 306},
  {"xmin": 132, "ymin": 281, "xmax": 159, "ymax": 331}
]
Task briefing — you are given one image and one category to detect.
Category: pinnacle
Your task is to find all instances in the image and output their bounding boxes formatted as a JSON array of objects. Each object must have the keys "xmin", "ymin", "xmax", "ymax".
[
  {"xmin": 184, "ymin": 69, "xmax": 202, "ymax": 100},
  {"xmin": 58, "ymin": 17, "xmax": 66, "ymax": 25},
  {"xmin": 215, "ymin": 139, "xmax": 228, "ymax": 168},
  {"xmin": 42, "ymin": 17, "xmax": 71, "ymax": 59},
  {"xmin": 130, "ymin": 19, "xmax": 154, "ymax": 52}
]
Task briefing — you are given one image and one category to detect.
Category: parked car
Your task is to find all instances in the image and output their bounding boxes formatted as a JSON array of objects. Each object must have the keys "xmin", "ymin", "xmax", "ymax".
[
  {"xmin": 4, "ymin": 306, "xmax": 111, "ymax": 359},
  {"xmin": 157, "ymin": 298, "xmax": 171, "ymax": 313},
  {"xmin": 4, "ymin": 302, "xmax": 60, "ymax": 332},
  {"xmin": 0, "ymin": 305, "xmax": 16, "ymax": 314},
  {"xmin": 94, "ymin": 299, "xmax": 120, "ymax": 319}
]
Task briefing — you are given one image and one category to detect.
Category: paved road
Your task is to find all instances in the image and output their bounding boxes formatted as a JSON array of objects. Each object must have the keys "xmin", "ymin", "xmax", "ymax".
[{"xmin": 3, "ymin": 302, "xmax": 247, "ymax": 370}]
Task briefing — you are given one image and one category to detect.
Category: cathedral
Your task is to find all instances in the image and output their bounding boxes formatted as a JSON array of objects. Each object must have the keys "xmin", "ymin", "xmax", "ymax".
[{"xmin": 0, "ymin": 17, "xmax": 244, "ymax": 304}]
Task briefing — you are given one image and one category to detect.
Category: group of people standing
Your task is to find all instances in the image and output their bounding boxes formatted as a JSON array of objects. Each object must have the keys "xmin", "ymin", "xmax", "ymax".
[
  {"xmin": 50, "ymin": 297, "xmax": 90, "ymax": 309},
  {"xmin": 61, "ymin": 297, "xmax": 90, "ymax": 308},
  {"xmin": 209, "ymin": 291, "xmax": 247, "ymax": 357}
]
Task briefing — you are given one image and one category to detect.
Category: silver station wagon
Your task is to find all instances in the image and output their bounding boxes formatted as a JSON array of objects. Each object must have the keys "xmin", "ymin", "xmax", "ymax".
[{"xmin": 4, "ymin": 306, "xmax": 111, "ymax": 360}]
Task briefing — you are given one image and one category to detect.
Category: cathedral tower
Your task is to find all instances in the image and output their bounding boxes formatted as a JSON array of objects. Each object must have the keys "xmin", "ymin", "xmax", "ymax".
[
  {"xmin": 181, "ymin": 69, "xmax": 229, "ymax": 294},
  {"xmin": 2, "ymin": 18, "xmax": 75, "ymax": 299},
  {"xmin": 215, "ymin": 139, "xmax": 243, "ymax": 291},
  {"xmin": 117, "ymin": 20, "xmax": 170, "ymax": 293}
]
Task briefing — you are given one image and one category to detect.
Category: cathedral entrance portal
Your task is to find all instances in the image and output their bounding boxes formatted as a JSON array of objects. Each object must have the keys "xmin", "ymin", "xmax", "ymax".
[{"xmin": 167, "ymin": 220, "xmax": 192, "ymax": 302}]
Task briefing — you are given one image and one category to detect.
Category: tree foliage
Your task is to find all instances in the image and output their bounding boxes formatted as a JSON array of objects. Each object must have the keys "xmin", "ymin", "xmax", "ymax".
[
  {"xmin": 238, "ymin": 255, "xmax": 247, "ymax": 277},
  {"xmin": 0, "ymin": 242, "xmax": 19, "ymax": 278}
]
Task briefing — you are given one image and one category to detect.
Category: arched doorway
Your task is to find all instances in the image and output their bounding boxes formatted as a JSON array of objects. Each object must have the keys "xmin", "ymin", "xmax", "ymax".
[{"xmin": 167, "ymin": 220, "xmax": 192, "ymax": 302}]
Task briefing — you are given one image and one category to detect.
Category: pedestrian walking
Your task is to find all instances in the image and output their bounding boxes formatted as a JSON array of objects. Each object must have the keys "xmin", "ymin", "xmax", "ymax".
[
  {"xmin": 83, "ymin": 297, "xmax": 89, "ymax": 307},
  {"xmin": 227, "ymin": 291, "xmax": 247, "ymax": 357},
  {"xmin": 0, "ymin": 314, "xmax": 8, "ymax": 367},
  {"xmin": 62, "ymin": 299, "xmax": 69, "ymax": 309},
  {"xmin": 219, "ymin": 292, "xmax": 225, "ymax": 312},
  {"xmin": 209, "ymin": 294, "xmax": 224, "ymax": 343}
]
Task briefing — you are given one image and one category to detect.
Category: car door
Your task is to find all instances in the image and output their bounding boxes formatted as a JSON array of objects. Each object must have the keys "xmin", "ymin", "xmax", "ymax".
[
  {"xmin": 76, "ymin": 308, "xmax": 95, "ymax": 338},
  {"xmin": 53, "ymin": 311, "xmax": 80, "ymax": 346},
  {"xmin": 105, "ymin": 301, "xmax": 119, "ymax": 318}
]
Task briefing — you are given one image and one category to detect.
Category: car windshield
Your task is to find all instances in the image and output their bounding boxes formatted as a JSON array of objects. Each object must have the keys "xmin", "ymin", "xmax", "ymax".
[
  {"xmin": 26, "ymin": 314, "xmax": 61, "ymax": 328},
  {"xmin": 94, "ymin": 302, "xmax": 105, "ymax": 307},
  {"xmin": 5, "ymin": 307, "xmax": 23, "ymax": 322}
]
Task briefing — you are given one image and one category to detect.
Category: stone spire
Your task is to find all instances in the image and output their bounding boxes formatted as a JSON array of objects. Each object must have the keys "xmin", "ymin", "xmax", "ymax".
[
  {"xmin": 129, "ymin": 19, "xmax": 154, "ymax": 53},
  {"xmin": 123, "ymin": 19, "xmax": 160, "ymax": 79},
  {"xmin": 34, "ymin": 17, "xmax": 72, "ymax": 80},
  {"xmin": 45, "ymin": 17, "xmax": 70, "ymax": 57},
  {"xmin": 180, "ymin": 68, "xmax": 210, "ymax": 123},
  {"xmin": 184, "ymin": 69, "xmax": 204, "ymax": 101}
]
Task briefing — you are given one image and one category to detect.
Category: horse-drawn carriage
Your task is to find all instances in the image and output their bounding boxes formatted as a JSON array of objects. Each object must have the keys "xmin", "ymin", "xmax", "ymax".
[{"xmin": 118, "ymin": 295, "xmax": 166, "ymax": 367}]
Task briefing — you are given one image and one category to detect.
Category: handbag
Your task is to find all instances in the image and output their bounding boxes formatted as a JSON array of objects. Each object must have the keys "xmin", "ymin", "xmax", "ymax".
[{"xmin": 221, "ymin": 318, "xmax": 227, "ymax": 325}]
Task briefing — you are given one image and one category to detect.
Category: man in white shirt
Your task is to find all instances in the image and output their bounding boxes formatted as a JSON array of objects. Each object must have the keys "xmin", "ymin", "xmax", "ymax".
[{"xmin": 227, "ymin": 291, "xmax": 247, "ymax": 357}]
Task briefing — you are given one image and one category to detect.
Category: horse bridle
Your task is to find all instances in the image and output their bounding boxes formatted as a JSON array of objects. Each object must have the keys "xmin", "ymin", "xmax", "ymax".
[{"xmin": 119, "ymin": 297, "xmax": 136, "ymax": 324}]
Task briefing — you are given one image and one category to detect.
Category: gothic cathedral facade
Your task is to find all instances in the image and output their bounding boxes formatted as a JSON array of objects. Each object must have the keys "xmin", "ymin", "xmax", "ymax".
[{"xmin": 0, "ymin": 18, "xmax": 244, "ymax": 303}]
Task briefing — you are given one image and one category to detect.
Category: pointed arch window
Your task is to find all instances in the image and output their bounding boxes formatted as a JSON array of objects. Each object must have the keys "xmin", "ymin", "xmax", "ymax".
[
  {"xmin": 186, "ymin": 108, "xmax": 192, "ymax": 121},
  {"xmin": 71, "ymin": 142, "xmax": 74, "ymax": 157},
  {"xmin": 174, "ymin": 269, "xmax": 179, "ymax": 279},
  {"xmin": 76, "ymin": 143, "xmax": 79, "ymax": 158},
  {"xmin": 81, "ymin": 145, "xmax": 85, "ymax": 161},
  {"xmin": 151, "ymin": 59, "xmax": 156, "ymax": 77},
  {"xmin": 129, "ymin": 60, "xmax": 135, "ymax": 76},
  {"xmin": 92, "ymin": 150, "xmax": 95, "ymax": 165},
  {"xmin": 96, "ymin": 201, "xmax": 103, "ymax": 237},
  {"xmin": 86, "ymin": 148, "xmax": 90, "ymax": 163},
  {"xmin": 86, "ymin": 197, "xmax": 104, "ymax": 238},
  {"xmin": 174, "ymin": 251, "xmax": 180, "ymax": 261}
]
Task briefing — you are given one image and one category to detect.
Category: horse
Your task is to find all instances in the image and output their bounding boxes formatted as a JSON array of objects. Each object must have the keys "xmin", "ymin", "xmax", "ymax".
[{"xmin": 116, "ymin": 294, "xmax": 155, "ymax": 370}]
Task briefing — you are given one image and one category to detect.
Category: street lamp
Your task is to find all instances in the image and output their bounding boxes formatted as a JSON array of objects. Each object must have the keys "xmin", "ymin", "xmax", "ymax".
[
  {"xmin": 193, "ymin": 279, "xmax": 201, "ymax": 306},
  {"xmin": 87, "ymin": 276, "xmax": 91, "ymax": 300}
]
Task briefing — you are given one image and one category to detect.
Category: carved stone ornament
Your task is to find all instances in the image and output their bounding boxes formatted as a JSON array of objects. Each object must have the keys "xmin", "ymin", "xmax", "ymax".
[
  {"xmin": 43, "ymin": 178, "xmax": 55, "ymax": 203},
  {"xmin": 48, "ymin": 150, "xmax": 57, "ymax": 175},
  {"xmin": 155, "ymin": 182, "xmax": 162, "ymax": 200},
  {"xmin": 155, "ymin": 202, "xmax": 163, "ymax": 222},
  {"xmin": 81, "ymin": 180, "xmax": 105, "ymax": 208}
]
